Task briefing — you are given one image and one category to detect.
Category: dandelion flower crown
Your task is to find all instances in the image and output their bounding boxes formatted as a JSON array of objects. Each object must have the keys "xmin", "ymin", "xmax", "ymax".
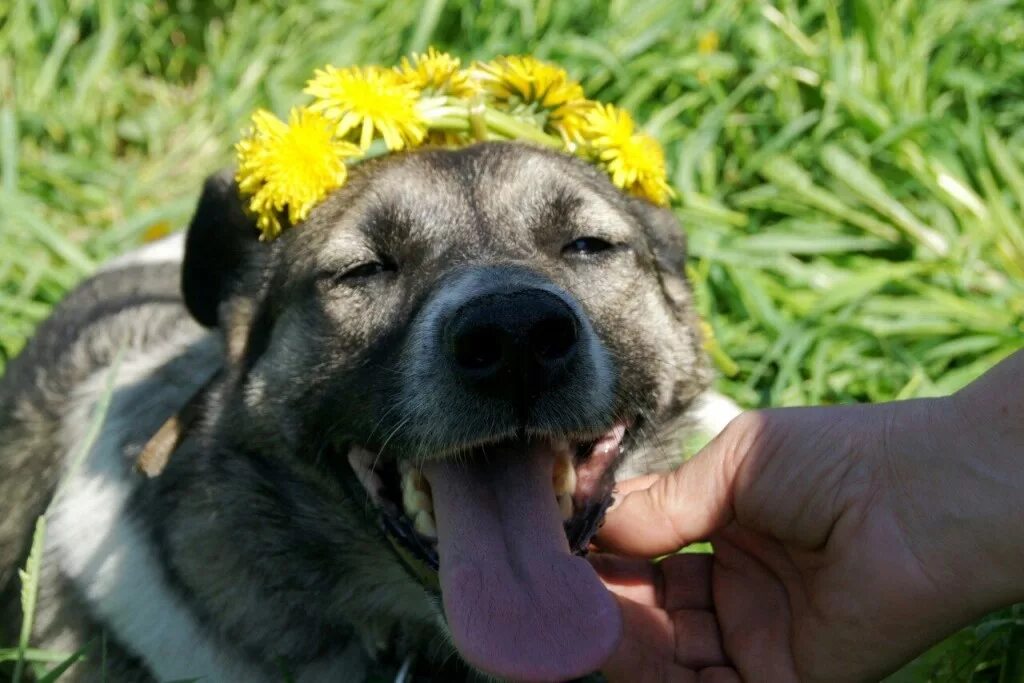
[{"xmin": 236, "ymin": 48, "xmax": 675, "ymax": 240}]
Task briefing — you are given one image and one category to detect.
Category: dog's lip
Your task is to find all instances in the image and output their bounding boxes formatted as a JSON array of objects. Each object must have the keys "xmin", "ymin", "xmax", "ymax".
[
  {"xmin": 344, "ymin": 422, "xmax": 634, "ymax": 576},
  {"xmin": 368, "ymin": 425, "xmax": 627, "ymax": 463}
]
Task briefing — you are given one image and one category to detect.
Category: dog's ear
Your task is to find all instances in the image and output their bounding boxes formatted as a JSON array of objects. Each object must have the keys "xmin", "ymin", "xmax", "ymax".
[
  {"xmin": 628, "ymin": 197, "xmax": 688, "ymax": 280},
  {"xmin": 181, "ymin": 170, "xmax": 263, "ymax": 328},
  {"xmin": 627, "ymin": 197, "xmax": 697, "ymax": 314}
]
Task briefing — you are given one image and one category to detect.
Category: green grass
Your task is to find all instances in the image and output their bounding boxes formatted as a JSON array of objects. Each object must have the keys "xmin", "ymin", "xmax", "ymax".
[{"xmin": 2, "ymin": 0, "xmax": 1023, "ymax": 680}]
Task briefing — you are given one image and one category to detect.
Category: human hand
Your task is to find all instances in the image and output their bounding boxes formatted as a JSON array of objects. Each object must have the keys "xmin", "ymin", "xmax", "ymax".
[{"xmin": 594, "ymin": 353, "xmax": 1024, "ymax": 682}]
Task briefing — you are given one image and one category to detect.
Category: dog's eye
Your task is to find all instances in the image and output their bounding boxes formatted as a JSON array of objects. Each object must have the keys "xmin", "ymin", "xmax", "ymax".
[
  {"xmin": 562, "ymin": 237, "xmax": 615, "ymax": 256},
  {"xmin": 345, "ymin": 262, "xmax": 390, "ymax": 278},
  {"xmin": 330, "ymin": 259, "xmax": 396, "ymax": 284}
]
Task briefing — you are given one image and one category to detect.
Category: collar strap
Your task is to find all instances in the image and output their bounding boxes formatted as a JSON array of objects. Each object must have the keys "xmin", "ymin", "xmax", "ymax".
[{"xmin": 135, "ymin": 369, "xmax": 221, "ymax": 477}]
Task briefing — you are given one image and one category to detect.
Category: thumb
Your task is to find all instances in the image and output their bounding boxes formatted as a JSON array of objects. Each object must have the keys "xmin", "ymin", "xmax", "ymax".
[{"xmin": 597, "ymin": 415, "xmax": 751, "ymax": 556}]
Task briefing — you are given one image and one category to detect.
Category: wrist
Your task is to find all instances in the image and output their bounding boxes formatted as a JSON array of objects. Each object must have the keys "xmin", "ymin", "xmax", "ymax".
[
  {"xmin": 884, "ymin": 392, "xmax": 1024, "ymax": 612},
  {"xmin": 946, "ymin": 386, "xmax": 1024, "ymax": 605}
]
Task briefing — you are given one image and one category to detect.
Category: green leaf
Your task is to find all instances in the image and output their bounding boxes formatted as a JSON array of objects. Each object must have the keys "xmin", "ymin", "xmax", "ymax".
[
  {"xmin": 36, "ymin": 640, "xmax": 95, "ymax": 683},
  {"xmin": 820, "ymin": 145, "xmax": 949, "ymax": 255},
  {"xmin": 13, "ymin": 516, "xmax": 47, "ymax": 683}
]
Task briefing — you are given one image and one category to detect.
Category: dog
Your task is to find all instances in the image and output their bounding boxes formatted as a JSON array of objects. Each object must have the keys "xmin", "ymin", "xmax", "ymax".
[{"xmin": 0, "ymin": 141, "xmax": 724, "ymax": 681}]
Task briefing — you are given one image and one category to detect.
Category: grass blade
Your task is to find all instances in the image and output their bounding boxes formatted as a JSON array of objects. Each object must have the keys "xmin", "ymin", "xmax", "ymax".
[
  {"xmin": 12, "ymin": 517, "xmax": 46, "ymax": 683},
  {"xmin": 821, "ymin": 145, "xmax": 949, "ymax": 255},
  {"xmin": 36, "ymin": 640, "xmax": 95, "ymax": 683}
]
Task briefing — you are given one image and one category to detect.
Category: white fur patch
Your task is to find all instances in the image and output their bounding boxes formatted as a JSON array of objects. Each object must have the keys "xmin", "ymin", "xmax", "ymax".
[
  {"xmin": 99, "ymin": 232, "xmax": 185, "ymax": 272},
  {"xmin": 45, "ymin": 333, "xmax": 365, "ymax": 681},
  {"xmin": 44, "ymin": 334, "xmax": 277, "ymax": 681},
  {"xmin": 691, "ymin": 389, "xmax": 743, "ymax": 438}
]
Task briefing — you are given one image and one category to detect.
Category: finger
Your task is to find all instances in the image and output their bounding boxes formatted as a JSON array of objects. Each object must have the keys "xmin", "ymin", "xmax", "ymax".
[
  {"xmin": 699, "ymin": 667, "xmax": 742, "ymax": 683},
  {"xmin": 597, "ymin": 424, "xmax": 745, "ymax": 556},
  {"xmin": 711, "ymin": 535, "xmax": 800, "ymax": 682},
  {"xmin": 672, "ymin": 609, "xmax": 728, "ymax": 669},
  {"xmin": 613, "ymin": 593, "xmax": 728, "ymax": 670},
  {"xmin": 660, "ymin": 553, "xmax": 714, "ymax": 611},
  {"xmin": 603, "ymin": 595, "xmax": 697, "ymax": 683},
  {"xmin": 614, "ymin": 594, "xmax": 676, "ymax": 658},
  {"xmin": 612, "ymin": 473, "xmax": 661, "ymax": 497},
  {"xmin": 589, "ymin": 553, "xmax": 663, "ymax": 607},
  {"xmin": 604, "ymin": 657, "xmax": 696, "ymax": 683},
  {"xmin": 591, "ymin": 553, "xmax": 715, "ymax": 611}
]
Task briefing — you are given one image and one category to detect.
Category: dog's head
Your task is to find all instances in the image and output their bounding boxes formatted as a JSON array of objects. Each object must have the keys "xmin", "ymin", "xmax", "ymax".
[{"xmin": 182, "ymin": 141, "xmax": 708, "ymax": 680}]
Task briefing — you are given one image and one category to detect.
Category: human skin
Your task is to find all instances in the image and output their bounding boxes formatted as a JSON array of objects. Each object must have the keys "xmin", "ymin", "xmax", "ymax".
[{"xmin": 594, "ymin": 351, "xmax": 1024, "ymax": 683}]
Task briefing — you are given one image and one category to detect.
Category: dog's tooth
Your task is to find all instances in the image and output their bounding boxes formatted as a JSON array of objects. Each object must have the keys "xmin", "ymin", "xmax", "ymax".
[
  {"xmin": 348, "ymin": 446, "xmax": 376, "ymax": 472},
  {"xmin": 414, "ymin": 510, "xmax": 437, "ymax": 538},
  {"xmin": 347, "ymin": 447, "xmax": 383, "ymax": 498},
  {"xmin": 402, "ymin": 467, "xmax": 429, "ymax": 490},
  {"xmin": 399, "ymin": 466, "xmax": 415, "ymax": 489},
  {"xmin": 562, "ymin": 461, "xmax": 577, "ymax": 496},
  {"xmin": 402, "ymin": 469, "xmax": 432, "ymax": 516},
  {"xmin": 552, "ymin": 457, "xmax": 567, "ymax": 487},
  {"xmin": 553, "ymin": 455, "xmax": 576, "ymax": 496},
  {"xmin": 558, "ymin": 493, "xmax": 573, "ymax": 521},
  {"xmin": 403, "ymin": 487, "xmax": 432, "ymax": 517},
  {"xmin": 567, "ymin": 464, "xmax": 577, "ymax": 495}
]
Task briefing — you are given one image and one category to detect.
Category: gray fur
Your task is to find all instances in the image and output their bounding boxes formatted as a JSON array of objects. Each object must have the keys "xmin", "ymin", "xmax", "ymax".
[{"xmin": 0, "ymin": 142, "xmax": 710, "ymax": 681}]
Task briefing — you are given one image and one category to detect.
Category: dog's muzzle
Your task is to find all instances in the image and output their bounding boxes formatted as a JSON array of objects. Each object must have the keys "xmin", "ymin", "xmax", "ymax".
[{"xmin": 339, "ymin": 266, "xmax": 628, "ymax": 681}]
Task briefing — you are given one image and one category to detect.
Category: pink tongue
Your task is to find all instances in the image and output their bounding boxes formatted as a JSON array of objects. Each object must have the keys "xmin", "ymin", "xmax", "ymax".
[{"xmin": 424, "ymin": 444, "xmax": 622, "ymax": 682}]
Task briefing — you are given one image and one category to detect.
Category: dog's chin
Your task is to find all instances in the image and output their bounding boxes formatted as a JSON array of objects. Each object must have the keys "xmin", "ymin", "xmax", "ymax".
[{"xmin": 339, "ymin": 422, "xmax": 635, "ymax": 682}]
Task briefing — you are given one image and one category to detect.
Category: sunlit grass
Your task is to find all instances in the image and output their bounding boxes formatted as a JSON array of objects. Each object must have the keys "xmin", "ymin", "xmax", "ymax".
[{"xmin": 1, "ymin": 0, "xmax": 1023, "ymax": 680}]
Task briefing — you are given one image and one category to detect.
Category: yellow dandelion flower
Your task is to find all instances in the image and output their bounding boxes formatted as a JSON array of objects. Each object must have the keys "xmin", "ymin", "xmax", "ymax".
[
  {"xmin": 142, "ymin": 220, "xmax": 172, "ymax": 242},
  {"xmin": 578, "ymin": 103, "xmax": 675, "ymax": 206},
  {"xmin": 472, "ymin": 55, "xmax": 587, "ymax": 134},
  {"xmin": 628, "ymin": 134, "xmax": 674, "ymax": 206},
  {"xmin": 305, "ymin": 65, "xmax": 426, "ymax": 151},
  {"xmin": 235, "ymin": 107, "xmax": 361, "ymax": 240},
  {"xmin": 395, "ymin": 47, "xmax": 477, "ymax": 98},
  {"xmin": 556, "ymin": 99, "xmax": 599, "ymax": 146},
  {"xmin": 579, "ymin": 103, "xmax": 634, "ymax": 155},
  {"xmin": 698, "ymin": 30, "xmax": 720, "ymax": 55}
]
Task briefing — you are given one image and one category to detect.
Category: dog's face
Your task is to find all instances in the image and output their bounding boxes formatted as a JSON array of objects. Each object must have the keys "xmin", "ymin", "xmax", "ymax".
[{"xmin": 182, "ymin": 142, "xmax": 708, "ymax": 681}]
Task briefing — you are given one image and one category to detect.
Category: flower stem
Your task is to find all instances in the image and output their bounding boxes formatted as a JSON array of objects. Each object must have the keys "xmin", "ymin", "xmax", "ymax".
[{"xmin": 421, "ymin": 98, "xmax": 562, "ymax": 149}]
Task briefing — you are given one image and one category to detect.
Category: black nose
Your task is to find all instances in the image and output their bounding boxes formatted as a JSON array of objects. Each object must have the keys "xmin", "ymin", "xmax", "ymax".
[{"xmin": 445, "ymin": 288, "xmax": 580, "ymax": 395}]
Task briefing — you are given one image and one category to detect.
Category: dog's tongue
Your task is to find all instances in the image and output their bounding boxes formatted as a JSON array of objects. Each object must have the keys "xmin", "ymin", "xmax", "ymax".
[{"xmin": 424, "ymin": 443, "xmax": 621, "ymax": 682}]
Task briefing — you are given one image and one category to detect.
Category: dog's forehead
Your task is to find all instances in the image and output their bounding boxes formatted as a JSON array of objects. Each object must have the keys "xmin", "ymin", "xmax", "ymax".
[{"xmin": 359, "ymin": 145, "xmax": 629, "ymax": 239}]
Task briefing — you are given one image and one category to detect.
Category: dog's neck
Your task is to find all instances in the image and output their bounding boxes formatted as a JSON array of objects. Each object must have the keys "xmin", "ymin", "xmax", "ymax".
[{"xmin": 46, "ymin": 336, "xmax": 437, "ymax": 680}]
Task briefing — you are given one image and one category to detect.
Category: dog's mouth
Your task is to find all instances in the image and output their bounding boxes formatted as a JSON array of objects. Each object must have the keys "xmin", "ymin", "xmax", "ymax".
[
  {"xmin": 346, "ymin": 426, "xmax": 629, "ymax": 570},
  {"xmin": 345, "ymin": 423, "xmax": 631, "ymax": 681}
]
